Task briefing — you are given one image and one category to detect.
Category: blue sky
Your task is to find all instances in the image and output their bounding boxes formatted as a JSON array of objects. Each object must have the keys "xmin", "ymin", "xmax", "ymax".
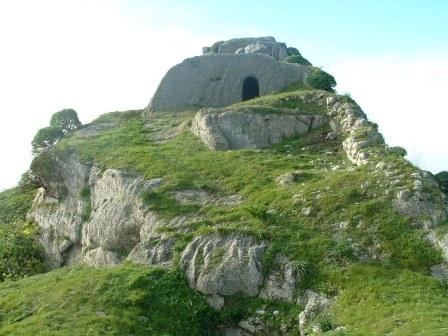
[{"xmin": 0, "ymin": 0, "xmax": 447, "ymax": 190}]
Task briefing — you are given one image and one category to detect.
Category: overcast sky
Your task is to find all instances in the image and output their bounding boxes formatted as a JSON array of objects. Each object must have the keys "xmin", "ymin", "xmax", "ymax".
[{"xmin": 0, "ymin": 0, "xmax": 447, "ymax": 190}]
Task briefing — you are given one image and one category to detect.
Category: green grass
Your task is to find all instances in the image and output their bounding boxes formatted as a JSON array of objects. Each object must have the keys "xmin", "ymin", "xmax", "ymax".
[
  {"xmin": 230, "ymin": 88, "xmax": 327, "ymax": 113},
  {"xmin": 3, "ymin": 89, "xmax": 446, "ymax": 334},
  {"xmin": 0, "ymin": 264, "xmax": 217, "ymax": 335},
  {"xmin": 0, "ymin": 186, "xmax": 37, "ymax": 224},
  {"xmin": 53, "ymin": 92, "xmax": 441, "ymax": 275},
  {"xmin": 328, "ymin": 264, "xmax": 448, "ymax": 335}
]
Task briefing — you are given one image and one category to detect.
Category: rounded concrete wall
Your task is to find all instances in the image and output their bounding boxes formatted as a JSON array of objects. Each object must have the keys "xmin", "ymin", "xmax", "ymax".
[{"xmin": 149, "ymin": 53, "xmax": 310, "ymax": 111}]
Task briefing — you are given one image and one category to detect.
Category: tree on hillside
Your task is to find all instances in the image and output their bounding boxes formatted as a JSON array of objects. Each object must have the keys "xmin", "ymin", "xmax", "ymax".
[
  {"xmin": 435, "ymin": 171, "xmax": 448, "ymax": 193},
  {"xmin": 50, "ymin": 109, "xmax": 81, "ymax": 133},
  {"xmin": 306, "ymin": 68, "xmax": 337, "ymax": 92}
]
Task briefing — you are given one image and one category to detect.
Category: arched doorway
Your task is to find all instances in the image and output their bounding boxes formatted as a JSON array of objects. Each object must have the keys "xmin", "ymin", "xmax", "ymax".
[{"xmin": 242, "ymin": 76, "xmax": 259, "ymax": 101}]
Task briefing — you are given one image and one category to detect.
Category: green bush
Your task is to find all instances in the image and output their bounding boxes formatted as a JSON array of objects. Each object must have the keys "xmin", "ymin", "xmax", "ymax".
[
  {"xmin": 435, "ymin": 171, "xmax": 448, "ymax": 193},
  {"xmin": 285, "ymin": 54, "xmax": 312, "ymax": 66},
  {"xmin": 31, "ymin": 126, "xmax": 64, "ymax": 156},
  {"xmin": 50, "ymin": 109, "xmax": 81, "ymax": 133},
  {"xmin": 0, "ymin": 186, "xmax": 36, "ymax": 224},
  {"xmin": 0, "ymin": 221, "xmax": 45, "ymax": 281},
  {"xmin": 30, "ymin": 150, "xmax": 67, "ymax": 198},
  {"xmin": 306, "ymin": 68, "xmax": 337, "ymax": 92},
  {"xmin": 386, "ymin": 146, "xmax": 407, "ymax": 157}
]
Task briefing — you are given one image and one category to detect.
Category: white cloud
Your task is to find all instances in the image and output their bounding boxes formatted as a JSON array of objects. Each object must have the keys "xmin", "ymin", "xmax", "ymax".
[
  {"xmin": 329, "ymin": 54, "xmax": 448, "ymax": 172},
  {"xmin": 0, "ymin": 1, "xmax": 209, "ymax": 190},
  {"xmin": 0, "ymin": 1, "xmax": 447, "ymax": 190}
]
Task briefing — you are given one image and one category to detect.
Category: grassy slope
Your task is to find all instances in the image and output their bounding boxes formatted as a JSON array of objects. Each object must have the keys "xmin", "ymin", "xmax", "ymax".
[
  {"xmin": 0, "ymin": 186, "xmax": 36, "ymax": 224},
  {"xmin": 1, "ymin": 90, "xmax": 447, "ymax": 335},
  {"xmin": 0, "ymin": 264, "xmax": 217, "ymax": 336}
]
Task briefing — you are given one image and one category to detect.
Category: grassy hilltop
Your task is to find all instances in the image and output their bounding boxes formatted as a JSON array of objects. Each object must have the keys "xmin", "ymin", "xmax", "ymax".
[{"xmin": 1, "ymin": 88, "xmax": 448, "ymax": 335}]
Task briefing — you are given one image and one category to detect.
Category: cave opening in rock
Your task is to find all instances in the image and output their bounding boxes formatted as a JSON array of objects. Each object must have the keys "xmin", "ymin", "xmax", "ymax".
[{"xmin": 242, "ymin": 76, "xmax": 259, "ymax": 101}]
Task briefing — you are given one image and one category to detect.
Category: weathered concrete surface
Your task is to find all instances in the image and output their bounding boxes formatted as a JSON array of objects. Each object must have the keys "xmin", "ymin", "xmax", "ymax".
[{"xmin": 149, "ymin": 53, "xmax": 310, "ymax": 111}]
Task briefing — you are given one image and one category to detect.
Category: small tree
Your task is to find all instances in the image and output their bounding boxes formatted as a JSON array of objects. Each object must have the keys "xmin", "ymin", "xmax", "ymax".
[
  {"xmin": 435, "ymin": 171, "xmax": 448, "ymax": 193},
  {"xmin": 387, "ymin": 146, "xmax": 407, "ymax": 157},
  {"xmin": 306, "ymin": 68, "xmax": 337, "ymax": 92},
  {"xmin": 50, "ymin": 109, "xmax": 81, "ymax": 133},
  {"xmin": 31, "ymin": 126, "xmax": 64, "ymax": 156}
]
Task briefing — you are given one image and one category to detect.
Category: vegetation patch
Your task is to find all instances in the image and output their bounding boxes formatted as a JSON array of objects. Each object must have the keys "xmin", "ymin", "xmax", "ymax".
[{"xmin": 0, "ymin": 264, "xmax": 218, "ymax": 335}]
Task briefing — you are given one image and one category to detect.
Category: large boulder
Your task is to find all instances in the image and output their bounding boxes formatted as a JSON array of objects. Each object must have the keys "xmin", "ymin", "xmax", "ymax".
[
  {"xmin": 191, "ymin": 106, "xmax": 327, "ymax": 150},
  {"xmin": 179, "ymin": 233, "xmax": 268, "ymax": 296},
  {"xmin": 27, "ymin": 153, "xmax": 167, "ymax": 268},
  {"xmin": 204, "ymin": 36, "xmax": 289, "ymax": 61}
]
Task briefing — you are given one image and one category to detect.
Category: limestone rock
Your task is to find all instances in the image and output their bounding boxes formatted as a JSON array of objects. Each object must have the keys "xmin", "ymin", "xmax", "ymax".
[
  {"xmin": 276, "ymin": 172, "xmax": 302, "ymax": 186},
  {"xmin": 149, "ymin": 53, "xmax": 310, "ymax": 111},
  {"xmin": 204, "ymin": 36, "xmax": 289, "ymax": 61},
  {"xmin": 192, "ymin": 106, "xmax": 326, "ymax": 150},
  {"xmin": 81, "ymin": 169, "xmax": 159, "ymax": 256},
  {"xmin": 259, "ymin": 255, "xmax": 298, "ymax": 302},
  {"xmin": 179, "ymin": 234, "xmax": 267, "ymax": 296},
  {"xmin": 127, "ymin": 237, "xmax": 175, "ymax": 267},
  {"xmin": 171, "ymin": 189, "xmax": 243, "ymax": 206},
  {"xmin": 430, "ymin": 264, "xmax": 448, "ymax": 279},
  {"xmin": 206, "ymin": 294, "xmax": 225, "ymax": 311},
  {"xmin": 393, "ymin": 173, "xmax": 447, "ymax": 229},
  {"xmin": 27, "ymin": 154, "xmax": 166, "ymax": 268},
  {"xmin": 83, "ymin": 247, "xmax": 120, "ymax": 267},
  {"xmin": 427, "ymin": 231, "xmax": 448, "ymax": 263},
  {"xmin": 27, "ymin": 155, "xmax": 91, "ymax": 268},
  {"xmin": 297, "ymin": 290, "xmax": 331, "ymax": 335}
]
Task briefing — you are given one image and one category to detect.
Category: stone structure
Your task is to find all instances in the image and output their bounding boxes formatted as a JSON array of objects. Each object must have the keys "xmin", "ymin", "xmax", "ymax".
[
  {"xmin": 202, "ymin": 36, "xmax": 290, "ymax": 61},
  {"xmin": 149, "ymin": 37, "xmax": 311, "ymax": 111}
]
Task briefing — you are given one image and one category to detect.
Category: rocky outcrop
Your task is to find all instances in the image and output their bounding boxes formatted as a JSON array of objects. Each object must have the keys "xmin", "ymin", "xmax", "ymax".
[
  {"xmin": 27, "ymin": 154, "xmax": 168, "ymax": 268},
  {"xmin": 179, "ymin": 234, "xmax": 268, "ymax": 296},
  {"xmin": 393, "ymin": 170, "xmax": 447, "ymax": 229},
  {"xmin": 127, "ymin": 237, "xmax": 175, "ymax": 267},
  {"xmin": 191, "ymin": 91, "xmax": 385, "ymax": 168},
  {"xmin": 149, "ymin": 53, "xmax": 310, "ymax": 111},
  {"xmin": 203, "ymin": 36, "xmax": 289, "ymax": 61},
  {"xmin": 27, "ymin": 155, "xmax": 91, "ymax": 268},
  {"xmin": 259, "ymin": 255, "xmax": 298, "ymax": 302},
  {"xmin": 191, "ymin": 106, "xmax": 326, "ymax": 150},
  {"xmin": 428, "ymin": 232, "xmax": 448, "ymax": 262},
  {"xmin": 325, "ymin": 95, "xmax": 384, "ymax": 166},
  {"xmin": 297, "ymin": 290, "xmax": 331, "ymax": 336}
]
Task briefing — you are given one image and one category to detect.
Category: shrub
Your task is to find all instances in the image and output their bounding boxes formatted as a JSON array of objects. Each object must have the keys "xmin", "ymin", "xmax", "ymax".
[
  {"xmin": 387, "ymin": 146, "xmax": 407, "ymax": 157},
  {"xmin": 29, "ymin": 150, "xmax": 67, "ymax": 198},
  {"xmin": 435, "ymin": 171, "xmax": 448, "ymax": 193},
  {"xmin": 306, "ymin": 68, "xmax": 337, "ymax": 92},
  {"xmin": 0, "ymin": 186, "xmax": 36, "ymax": 224},
  {"xmin": 0, "ymin": 221, "xmax": 45, "ymax": 281},
  {"xmin": 285, "ymin": 55, "xmax": 312, "ymax": 66},
  {"xmin": 50, "ymin": 108, "xmax": 81, "ymax": 133},
  {"xmin": 316, "ymin": 314, "xmax": 334, "ymax": 332},
  {"xmin": 31, "ymin": 126, "xmax": 64, "ymax": 156}
]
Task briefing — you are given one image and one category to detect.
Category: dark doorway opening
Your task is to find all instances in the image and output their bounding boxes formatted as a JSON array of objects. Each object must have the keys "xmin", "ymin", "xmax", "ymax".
[{"xmin": 242, "ymin": 76, "xmax": 259, "ymax": 101}]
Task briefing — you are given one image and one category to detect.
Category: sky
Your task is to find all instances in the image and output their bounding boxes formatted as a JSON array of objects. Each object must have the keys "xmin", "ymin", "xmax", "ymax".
[{"xmin": 0, "ymin": 0, "xmax": 447, "ymax": 190}]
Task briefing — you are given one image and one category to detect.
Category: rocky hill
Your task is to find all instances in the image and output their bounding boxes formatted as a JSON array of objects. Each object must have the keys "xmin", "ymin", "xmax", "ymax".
[{"xmin": 1, "ymin": 38, "xmax": 448, "ymax": 335}]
